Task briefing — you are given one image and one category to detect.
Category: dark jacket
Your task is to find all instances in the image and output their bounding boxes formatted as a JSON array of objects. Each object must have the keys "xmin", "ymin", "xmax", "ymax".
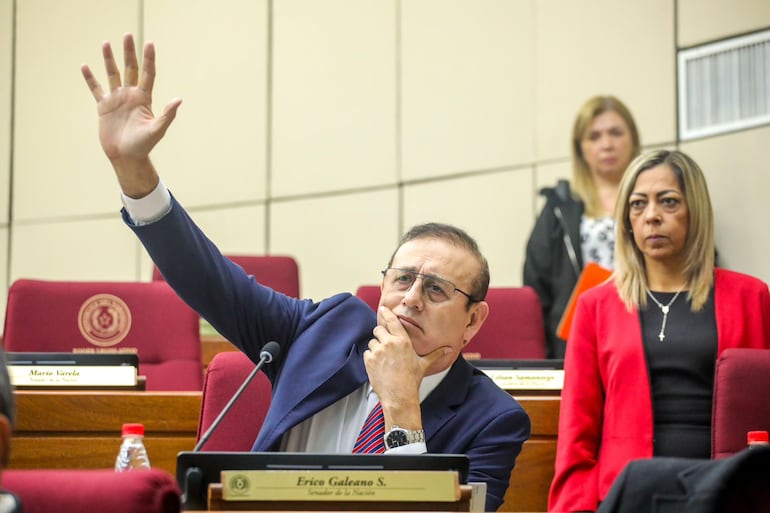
[
  {"xmin": 596, "ymin": 446, "xmax": 770, "ymax": 513},
  {"xmin": 523, "ymin": 180, "xmax": 583, "ymax": 359}
]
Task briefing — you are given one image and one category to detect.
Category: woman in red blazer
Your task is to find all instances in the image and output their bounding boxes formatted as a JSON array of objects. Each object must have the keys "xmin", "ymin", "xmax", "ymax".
[{"xmin": 549, "ymin": 149, "xmax": 770, "ymax": 512}]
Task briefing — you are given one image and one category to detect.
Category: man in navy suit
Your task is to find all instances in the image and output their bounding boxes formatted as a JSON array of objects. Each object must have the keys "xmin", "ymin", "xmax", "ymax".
[{"xmin": 81, "ymin": 34, "xmax": 530, "ymax": 510}]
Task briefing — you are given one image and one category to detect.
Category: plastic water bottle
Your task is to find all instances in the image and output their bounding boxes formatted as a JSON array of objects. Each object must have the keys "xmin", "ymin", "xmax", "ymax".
[
  {"xmin": 747, "ymin": 430, "xmax": 769, "ymax": 449},
  {"xmin": 115, "ymin": 423, "xmax": 151, "ymax": 471}
]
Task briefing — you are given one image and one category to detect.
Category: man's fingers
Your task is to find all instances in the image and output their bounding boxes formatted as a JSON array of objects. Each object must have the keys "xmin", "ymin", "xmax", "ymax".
[
  {"xmin": 139, "ymin": 40, "xmax": 156, "ymax": 97},
  {"xmin": 102, "ymin": 41, "xmax": 122, "ymax": 92},
  {"xmin": 123, "ymin": 33, "xmax": 139, "ymax": 86},
  {"xmin": 80, "ymin": 64, "xmax": 104, "ymax": 102},
  {"xmin": 153, "ymin": 98, "xmax": 183, "ymax": 138},
  {"xmin": 377, "ymin": 306, "xmax": 407, "ymax": 336}
]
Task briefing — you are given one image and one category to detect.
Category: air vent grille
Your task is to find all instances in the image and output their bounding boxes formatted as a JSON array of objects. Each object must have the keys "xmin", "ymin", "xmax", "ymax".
[{"xmin": 678, "ymin": 29, "xmax": 770, "ymax": 140}]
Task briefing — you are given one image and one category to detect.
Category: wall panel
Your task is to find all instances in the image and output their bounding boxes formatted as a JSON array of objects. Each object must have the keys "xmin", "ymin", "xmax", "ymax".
[
  {"xmin": 144, "ymin": 0, "xmax": 269, "ymax": 208},
  {"xmin": 401, "ymin": 0, "xmax": 534, "ymax": 180},
  {"xmin": 270, "ymin": 188, "xmax": 399, "ymax": 301},
  {"xmin": 681, "ymin": 125, "xmax": 770, "ymax": 286},
  {"xmin": 13, "ymin": 0, "xmax": 141, "ymax": 221},
  {"xmin": 535, "ymin": 0, "xmax": 676, "ymax": 162},
  {"xmin": 271, "ymin": 0, "xmax": 397, "ymax": 197},
  {"xmin": 0, "ymin": 0, "xmax": 12, "ymax": 225},
  {"xmin": 678, "ymin": 0, "xmax": 770, "ymax": 47},
  {"xmin": 402, "ymin": 169, "xmax": 533, "ymax": 287},
  {"xmin": 10, "ymin": 217, "xmax": 142, "ymax": 282}
]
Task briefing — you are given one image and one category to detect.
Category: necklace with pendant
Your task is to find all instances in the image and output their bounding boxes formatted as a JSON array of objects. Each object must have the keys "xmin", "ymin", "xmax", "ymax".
[{"xmin": 646, "ymin": 287, "xmax": 685, "ymax": 341}]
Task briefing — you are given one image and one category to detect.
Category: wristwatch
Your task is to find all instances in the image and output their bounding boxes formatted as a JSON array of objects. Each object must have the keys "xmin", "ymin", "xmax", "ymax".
[{"xmin": 384, "ymin": 426, "xmax": 425, "ymax": 449}]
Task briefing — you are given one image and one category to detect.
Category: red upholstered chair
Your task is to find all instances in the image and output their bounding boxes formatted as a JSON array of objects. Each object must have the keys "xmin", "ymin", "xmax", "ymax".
[
  {"xmin": 354, "ymin": 285, "xmax": 546, "ymax": 359},
  {"xmin": 196, "ymin": 350, "xmax": 272, "ymax": 451},
  {"xmin": 467, "ymin": 287, "xmax": 546, "ymax": 359},
  {"xmin": 2, "ymin": 279, "xmax": 202, "ymax": 391},
  {"xmin": 153, "ymin": 254, "xmax": 300, "ymax": 298},
  {"xmin": 712, "ymin": 348, "xmax": 770, "ymax": 459},
  {"xmin": 354, "ymin": 284, "xmax": 381, "ymax": 311},
  {"xmin": 3, "ymin": 468, "xmax": 181, "ymax": 513}
]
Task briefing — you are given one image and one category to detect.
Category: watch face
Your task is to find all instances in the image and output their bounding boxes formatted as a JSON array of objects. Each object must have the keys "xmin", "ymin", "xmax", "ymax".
[{"xmin": 386, "ymin": 429, "xmax": 409, "ymax": 448}]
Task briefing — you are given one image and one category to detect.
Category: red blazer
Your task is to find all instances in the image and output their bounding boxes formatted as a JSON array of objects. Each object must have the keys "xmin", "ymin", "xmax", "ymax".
[{"xmin": 549, "ymin": 268, "xmax": 770, "ymax": 512}]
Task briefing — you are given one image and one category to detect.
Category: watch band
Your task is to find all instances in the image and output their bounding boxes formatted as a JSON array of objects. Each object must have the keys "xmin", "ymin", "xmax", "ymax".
[{"xmin": 384, "ymin": 426, "xmax": 425, "ymax": 450}]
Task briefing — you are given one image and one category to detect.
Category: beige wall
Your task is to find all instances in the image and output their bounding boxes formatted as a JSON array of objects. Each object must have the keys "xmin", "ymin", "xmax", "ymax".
[{"xmin": 1, "ymin": 0, "xmax": 769, "ymax": 329}]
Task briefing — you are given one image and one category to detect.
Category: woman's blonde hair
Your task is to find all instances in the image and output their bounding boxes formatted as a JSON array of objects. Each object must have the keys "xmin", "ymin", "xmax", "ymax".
[
  {"xmin": 614, "ymin": 149, "xmax": 715, "ymax": 311},
  {"xmin": 572, "ymin": 95, "xmax": 641, "ymax": 218}
]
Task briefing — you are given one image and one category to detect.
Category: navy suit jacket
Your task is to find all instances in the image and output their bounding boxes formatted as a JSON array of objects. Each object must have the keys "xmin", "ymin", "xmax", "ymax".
[{"xmin": 125, "ymin": 196, "xmax": 531, "ymax": 510}]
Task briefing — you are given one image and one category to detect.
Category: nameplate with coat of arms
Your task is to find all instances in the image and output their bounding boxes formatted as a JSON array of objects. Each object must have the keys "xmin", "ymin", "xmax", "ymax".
[{"xmin": 220, "ymin": 469, "xmax": 461, "ymax": 502}]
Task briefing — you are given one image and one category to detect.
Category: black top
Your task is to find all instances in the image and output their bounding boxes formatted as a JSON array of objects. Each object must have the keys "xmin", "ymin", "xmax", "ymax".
[{"xmin": 639, "ymin": 288, "xmax": 717, "ymax": 458}]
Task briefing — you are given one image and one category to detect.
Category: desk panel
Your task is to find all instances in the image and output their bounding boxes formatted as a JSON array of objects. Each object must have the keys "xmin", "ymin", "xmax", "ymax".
[
  {"xmin": 10, "ymin": 390, "xmax": 558, "ymax": 512},
  {"xmin": 500, "ymin": 395, "xmax": 559, "ymax": 513},
  {"xmin": 11, "ymin": 390, "xmax": 201, "ymax": 475}
]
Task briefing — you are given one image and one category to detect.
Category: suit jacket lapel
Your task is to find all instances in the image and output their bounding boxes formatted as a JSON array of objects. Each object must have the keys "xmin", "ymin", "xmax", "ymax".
[
  {"xmin": 420, "ymin": 357, "xmax": 474, "ymax": 439},
  {"xmin": 254, "ymin": 340, "xmax": 369, "ymax": 450}
]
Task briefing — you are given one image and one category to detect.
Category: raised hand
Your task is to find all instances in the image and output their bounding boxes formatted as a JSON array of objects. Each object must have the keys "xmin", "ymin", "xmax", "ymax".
[{"xmin": 81, "ymin": 33, "xmax": 181, "ymax": 198}]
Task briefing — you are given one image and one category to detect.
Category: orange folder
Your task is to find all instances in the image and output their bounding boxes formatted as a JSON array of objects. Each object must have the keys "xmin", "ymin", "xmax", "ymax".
[{"xmin": 556, "ymin": 262, "xmax": 612, "ymax": 341}]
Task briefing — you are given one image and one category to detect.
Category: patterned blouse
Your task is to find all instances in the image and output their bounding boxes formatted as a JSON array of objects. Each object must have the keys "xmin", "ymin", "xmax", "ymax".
[{"xmin": 580, "ymin": 215, "xmax": 615, "ymax": 270}]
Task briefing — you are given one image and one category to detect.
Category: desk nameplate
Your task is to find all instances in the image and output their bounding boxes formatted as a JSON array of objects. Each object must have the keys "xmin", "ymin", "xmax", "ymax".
[
  {"xmin": 8, "ymin": 365, "xmax": 137, "ymax": 388},
  {"xmin": 482, "ymin": 369, "xmax": 564, "ymax": 390},
  {"xmin": 221, "ymin": 469, "xmax": 460, "ymax": 502}
]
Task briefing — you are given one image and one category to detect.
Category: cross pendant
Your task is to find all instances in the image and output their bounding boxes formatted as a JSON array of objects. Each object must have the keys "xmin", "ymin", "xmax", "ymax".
[{"xmin": 658, "ymin": 332, "xmax": 665, "ymax": 341}]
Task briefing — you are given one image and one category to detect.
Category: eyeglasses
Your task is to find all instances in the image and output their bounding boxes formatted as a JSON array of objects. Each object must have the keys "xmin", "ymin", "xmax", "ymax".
[{"xmin": 380, "ymin": 268, "xmax": 480, "ymax": 304}]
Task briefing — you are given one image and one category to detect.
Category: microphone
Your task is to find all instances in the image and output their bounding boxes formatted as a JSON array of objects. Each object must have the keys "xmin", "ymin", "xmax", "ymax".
[{"xmin": 193, "ymin": 341, "xmax": 281, "ymax": 451}]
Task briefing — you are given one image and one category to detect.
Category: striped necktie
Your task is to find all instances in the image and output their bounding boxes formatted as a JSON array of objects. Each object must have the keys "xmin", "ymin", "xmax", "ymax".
[{"xmin": 352, "ymin": 402, "xmax": 385, "ymax": 454}]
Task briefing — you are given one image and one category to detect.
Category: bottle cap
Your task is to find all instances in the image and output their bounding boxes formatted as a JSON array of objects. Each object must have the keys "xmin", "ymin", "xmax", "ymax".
[
  {"xmin": 121, "ymin": 423, "xmax": 145, "ymax": 437},
  {"xmin": 747, "ymin": 430, "xmax": 769, "ymax": 444}
]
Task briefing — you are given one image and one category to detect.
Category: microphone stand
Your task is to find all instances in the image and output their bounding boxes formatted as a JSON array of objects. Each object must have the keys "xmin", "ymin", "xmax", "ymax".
[{"xmin": 193, "ymin": 341, "xmax": 279, "ymax": 452}]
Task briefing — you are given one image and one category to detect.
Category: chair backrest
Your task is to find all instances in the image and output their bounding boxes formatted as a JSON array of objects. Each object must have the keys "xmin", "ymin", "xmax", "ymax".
[
  {"xmin": 712, "ymin": 348, "xmax": 770, "ymax": 458},
  {"xmin": 3, "ymin": 468, "xmax": 181, "ymax": 513},
  {"xmin": 2, "ymin": 279, "xmax": 203, "ymax": 391},
  {"xmin": 469, "ymin": 286, "xmax": 546, "ymax": 359},
  {"xmin": 354, "ymin": 285, "xmax": 381, "ymax": 311},
  {"xmin": 153, "ymin": 255, "xmax": 300, "ymax": 298},
  {"xmin": 196, "ymin": 351, "xmax": 272, "ymax": 451},
  {"xmin": 354, "ymin": 285, "xmax": 546, "ymax": 359}
]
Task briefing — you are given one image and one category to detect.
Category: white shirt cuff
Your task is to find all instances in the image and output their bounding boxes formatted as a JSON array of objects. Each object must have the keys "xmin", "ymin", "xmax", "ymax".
[
  {"xmin": 385, "ymin": 442, "xmax": 427, "ymax": 455},
  {"xmin": 120, "ymin": 179, "xmax": 172, "ymax": 226}
]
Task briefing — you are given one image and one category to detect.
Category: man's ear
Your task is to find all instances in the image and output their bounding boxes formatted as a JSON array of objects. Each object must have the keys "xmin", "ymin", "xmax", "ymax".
[
  {"xmin": 462, "ymin": 301, "xmax": 489, "ymax": 347},
  {"xmin": 0, "ymin": 414, "xmax": 11, "ymax": 468}
]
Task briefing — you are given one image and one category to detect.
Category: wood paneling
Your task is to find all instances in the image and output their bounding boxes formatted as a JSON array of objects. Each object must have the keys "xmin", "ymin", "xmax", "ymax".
[
  {"xmin": 11, "ymin": 390, "xmax": 201, "ymax": 475},
  {"xmin": 10, "ymin": 385, "xmax": 559, "ymax": 512},
  {"xmin": 500, "ymin": 395, "xmax": 559, "ymax": 512}
]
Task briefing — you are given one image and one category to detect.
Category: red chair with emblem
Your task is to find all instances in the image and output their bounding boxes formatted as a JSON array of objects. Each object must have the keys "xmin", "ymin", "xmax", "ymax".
[
  {"xmin": 152, "ymin": 255, "xmax": 300, "ymax": 298},
  {"xmin": 355, "ymin": 284, "xmax": 546, "ymax": 359},
  {"xmin": 2, "ymin": 278, "xmax": 202, "ymax": 390}
]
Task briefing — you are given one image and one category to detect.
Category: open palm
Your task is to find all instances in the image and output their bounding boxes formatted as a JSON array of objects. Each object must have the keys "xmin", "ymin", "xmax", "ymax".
[{"xmin": 81, "ymin": 33, "xmax": 181, "ymax": 165}]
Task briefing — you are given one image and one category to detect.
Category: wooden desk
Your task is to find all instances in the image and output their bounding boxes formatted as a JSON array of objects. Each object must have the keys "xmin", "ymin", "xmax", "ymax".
[
  {"xmin": 500, "ymin": 394, "xmax": 559, "ymax": 513},
  {"xmin": 10, "ymin": 390, "xmax": 201, "ymax": 476},
  {"xmin": 10, "ymin": 388, "xmax": 558, "ymax": 513}
]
